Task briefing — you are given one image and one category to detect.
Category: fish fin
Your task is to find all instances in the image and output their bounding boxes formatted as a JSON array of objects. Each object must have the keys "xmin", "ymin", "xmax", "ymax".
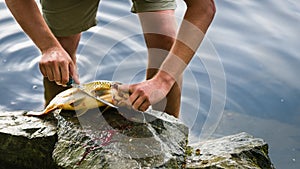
[
  {"xmin": 25, "ymin": 111, "xmax": 45, "ymax": 116},
  {"xmin": 25, "ymin": 108, "xmax": 62, "ymax": 116},
  {"xmin": 42, "ymin": 105, "xmax": 57, "ymax": 115}
]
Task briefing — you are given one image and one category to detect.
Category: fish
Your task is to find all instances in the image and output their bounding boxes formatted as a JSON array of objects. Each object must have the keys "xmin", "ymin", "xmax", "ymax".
[{"xmin": 26, "ymin": 80, "xmax": 121, "ymax": 116}]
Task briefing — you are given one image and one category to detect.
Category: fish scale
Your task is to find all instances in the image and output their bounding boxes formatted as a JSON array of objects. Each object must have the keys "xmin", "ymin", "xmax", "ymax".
[
  {"xmin": 67, "ymin": 78, "xmax": 118, "ymax": 109},
  {"xmin": 25, "ymin": 80, "xmax": 119, "ymax": 116}
]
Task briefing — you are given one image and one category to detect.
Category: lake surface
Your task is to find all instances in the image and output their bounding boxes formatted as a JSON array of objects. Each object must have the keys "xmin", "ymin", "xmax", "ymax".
[{"xmin": 0, "ymin": 0, "xmax": 299, "ymax": 168}]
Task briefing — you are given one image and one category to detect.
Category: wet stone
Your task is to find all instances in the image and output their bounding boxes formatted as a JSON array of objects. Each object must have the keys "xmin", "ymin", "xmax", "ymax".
[
  {"xmin": 0, "ymin": 109, "xmax": 274, "ymax": 169},
  {"xmin": 185, "ymin": 132, "xmax": 275, "ymax": 169},
  {"xmin": 52, "ymin": 108, "xmax": 189, "ymax": 169},
  {"xmin": 0, "ymin": 110, "xmax": 57, "ymax": 169}
]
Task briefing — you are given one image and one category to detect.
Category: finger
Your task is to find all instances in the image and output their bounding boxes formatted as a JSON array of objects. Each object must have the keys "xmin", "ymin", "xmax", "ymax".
[
  {"xmin": 39, "ymin": 64, "xmax": 47, "ymax": 77},
  {"xmin": 60, "ymin": 62, "xmax": 69, "ymax": 85},
  {"xmin": 45, "ymin": 66, "xmax": 54, "ymax": 81},
  {"xmin": 129, "ymin": 90, "xmax": 139, "ymax": 106},
  {"xmin": 69, "ymin": 62, "xmax": 79, "ymax": 84},
  {"xmin": 53, "ymin": 63, "xmax": 62, "ymax": 85},
  {"xmin": 132, "ymin": 95, "xmax": 147, "ymax": 111},
  {"xmin": 138, "ymin": 100, "xmax": 151, "ymax": 112}
]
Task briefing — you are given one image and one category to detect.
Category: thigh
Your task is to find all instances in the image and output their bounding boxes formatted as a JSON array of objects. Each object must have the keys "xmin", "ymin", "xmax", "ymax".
[
  {"xmin": 131, "ymin": 0, "xmax": 176, "ymax": 13},
  {"xmin": 40, "ymin": 0, "xmax": 100, "ymax": 37}
]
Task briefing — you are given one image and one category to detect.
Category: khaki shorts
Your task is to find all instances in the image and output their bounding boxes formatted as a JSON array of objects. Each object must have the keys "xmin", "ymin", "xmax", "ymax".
[{"xmin": 40, "ymin": 0, "xmax": 176, "ymax": 37}]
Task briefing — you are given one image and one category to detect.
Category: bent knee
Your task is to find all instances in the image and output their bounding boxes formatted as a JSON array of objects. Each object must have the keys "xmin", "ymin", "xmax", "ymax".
[{"xmin": 185, "ymin": 0, "xmax": 216, "ymax": 21}]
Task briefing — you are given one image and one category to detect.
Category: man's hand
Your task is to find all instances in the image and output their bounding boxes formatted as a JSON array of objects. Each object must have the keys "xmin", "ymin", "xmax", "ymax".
[
  {"xmin": 5, "ymin": 0, "xmax": 80, "ymax": 86},
  {"xmin": 39, "ymin": 47, "xmax": 79, "ymax": 86},
  {"xmin": 119, "ymin": 71, "xmax": 175, "ymax": 111}
]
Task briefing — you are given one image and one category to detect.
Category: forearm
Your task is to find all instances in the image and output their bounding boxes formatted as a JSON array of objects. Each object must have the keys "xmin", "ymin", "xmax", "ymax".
[
  {"xmin": 5, "ymin": 0, "xmax": 61, "ymax": 53},
  {"xmin": 157, "ymin": 0, "xmax": 216, "ymax": 83}
]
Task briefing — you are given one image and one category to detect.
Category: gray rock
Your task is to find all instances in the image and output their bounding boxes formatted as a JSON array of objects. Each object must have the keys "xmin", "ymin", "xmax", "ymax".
[
  {"xmin": 52, "ymin": 108, "xmax": 189, "ymax": 169},
  {"xmin": 0, "ymin": 110, "xmax": 274, "ymax": 169},
  {"xmin": 185, "ymin": 132, "xmax": 275, "ymax": 169},
  {"xmin": 0, "ymin": 110, "xmax": 57, "ymax": 169}
]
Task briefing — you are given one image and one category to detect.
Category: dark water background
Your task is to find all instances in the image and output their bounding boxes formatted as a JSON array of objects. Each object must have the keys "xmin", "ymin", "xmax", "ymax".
[{"xmin": 0, "ymin": 0, "xmax": 299, "ymax": 168}]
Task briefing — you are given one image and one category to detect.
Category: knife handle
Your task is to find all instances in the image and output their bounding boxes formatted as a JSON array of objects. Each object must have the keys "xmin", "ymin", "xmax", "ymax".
[{"xmin": 66, "ymin": 77, "xmax": 74, "ymax": 87}]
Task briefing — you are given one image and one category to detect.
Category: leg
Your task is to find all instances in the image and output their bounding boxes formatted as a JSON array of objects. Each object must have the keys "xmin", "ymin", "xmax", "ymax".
[
  {"xmin": 43, "ymin": 33, "xmax": 81, "ymax": 106},
  {"xmin": 138, "ymin": 10, "xmax": 182, "ymax": 117}
]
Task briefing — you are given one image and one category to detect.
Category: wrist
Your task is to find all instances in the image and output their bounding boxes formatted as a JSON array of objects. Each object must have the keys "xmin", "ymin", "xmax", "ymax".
[
  {"xmin": 154, "ymin": 70, "xmax": 176, "ymax": 88},
  {"xmin": 40, "ymin": 43, "xmax": 63, "ymax": 55},
  {"xmin": 37, "ymin": 33, "xmax": 62, "ymax": 54}
]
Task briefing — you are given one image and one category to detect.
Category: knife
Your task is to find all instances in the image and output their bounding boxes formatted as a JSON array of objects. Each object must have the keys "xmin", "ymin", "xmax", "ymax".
[{"xmin": 66, "ymin": 77, "xmax": 118, "ymax": 109}]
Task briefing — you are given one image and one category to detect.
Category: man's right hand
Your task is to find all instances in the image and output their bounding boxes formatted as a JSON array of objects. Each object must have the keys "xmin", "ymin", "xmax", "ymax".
[
  {"xmin": 39, "ymin": 47, "xmax": 79, "ymax": 86},
  {"xmin": 5, "ymin": 0, "xmax": 80, "ymax": 86}
]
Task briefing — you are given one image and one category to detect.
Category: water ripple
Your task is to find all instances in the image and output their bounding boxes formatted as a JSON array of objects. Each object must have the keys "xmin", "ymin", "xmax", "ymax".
[{"xmin": 1, "ymin": 0, "xmax": 300, "ymax": 168}]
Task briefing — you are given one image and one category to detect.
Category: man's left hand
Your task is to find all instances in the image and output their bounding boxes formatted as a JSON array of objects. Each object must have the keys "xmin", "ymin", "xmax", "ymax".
[{"xmin": 118, "ymin": 75, "xmax": 174, "ymax": 111}]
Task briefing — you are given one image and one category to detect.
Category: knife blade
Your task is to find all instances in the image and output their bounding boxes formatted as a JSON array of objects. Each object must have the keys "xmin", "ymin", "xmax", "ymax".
[{"xmin": 66, "ymin": 77, "xmax": 118, "ymax": 109}]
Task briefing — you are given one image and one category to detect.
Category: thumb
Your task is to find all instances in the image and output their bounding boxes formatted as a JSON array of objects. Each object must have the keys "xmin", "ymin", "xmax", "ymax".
[{"xmin": 117, "ymin": 84, "xmax": 131, "ymax": 94}]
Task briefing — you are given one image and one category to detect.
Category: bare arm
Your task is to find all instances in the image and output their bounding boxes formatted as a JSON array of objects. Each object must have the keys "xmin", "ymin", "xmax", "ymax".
[
  {"xmin": 5, "ymin": 0, "xmax": 61, "ymax": 53},
  {"xmin": 5, "ymin": 0, "xmax": 79, "ymax": 85},
  {"xmin": 127, "ymin": 0, "xmax": 216, "ymax": 111},
  {"xmin": 157, "ymin": 0, "xmax": 216, "ymax": 85}
]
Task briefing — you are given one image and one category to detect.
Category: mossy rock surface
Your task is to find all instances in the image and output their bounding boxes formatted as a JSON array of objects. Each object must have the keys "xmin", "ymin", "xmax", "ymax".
[
  {"xmin": 185, "ymin": 132, "xmax": 275, "ymax": 169},
  {"xmin": 0, "ymin": 111, "xmax": 57, "ymax": 169}
]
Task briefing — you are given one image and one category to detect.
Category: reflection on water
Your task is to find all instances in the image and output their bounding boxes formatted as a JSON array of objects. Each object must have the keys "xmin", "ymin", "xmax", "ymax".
[
  {"xmin": 0, "ymin": 0, "xmax": 299, "ymax": 168},
  {"xmin": 0, "ymin": 2, "xmax": 43, "ymax": 111}
]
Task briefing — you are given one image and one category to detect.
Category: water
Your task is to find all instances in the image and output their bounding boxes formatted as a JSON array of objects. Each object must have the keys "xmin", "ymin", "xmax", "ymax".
[{"xmin": 0, "ymin": 0, "xmax": 299, "ymax": 168}]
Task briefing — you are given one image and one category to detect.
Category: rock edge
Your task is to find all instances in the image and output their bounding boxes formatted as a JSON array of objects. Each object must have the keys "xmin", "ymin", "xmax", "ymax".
[{"xmin": 0, "ymin": 110, "xmax": 274, "ymax": 169}]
